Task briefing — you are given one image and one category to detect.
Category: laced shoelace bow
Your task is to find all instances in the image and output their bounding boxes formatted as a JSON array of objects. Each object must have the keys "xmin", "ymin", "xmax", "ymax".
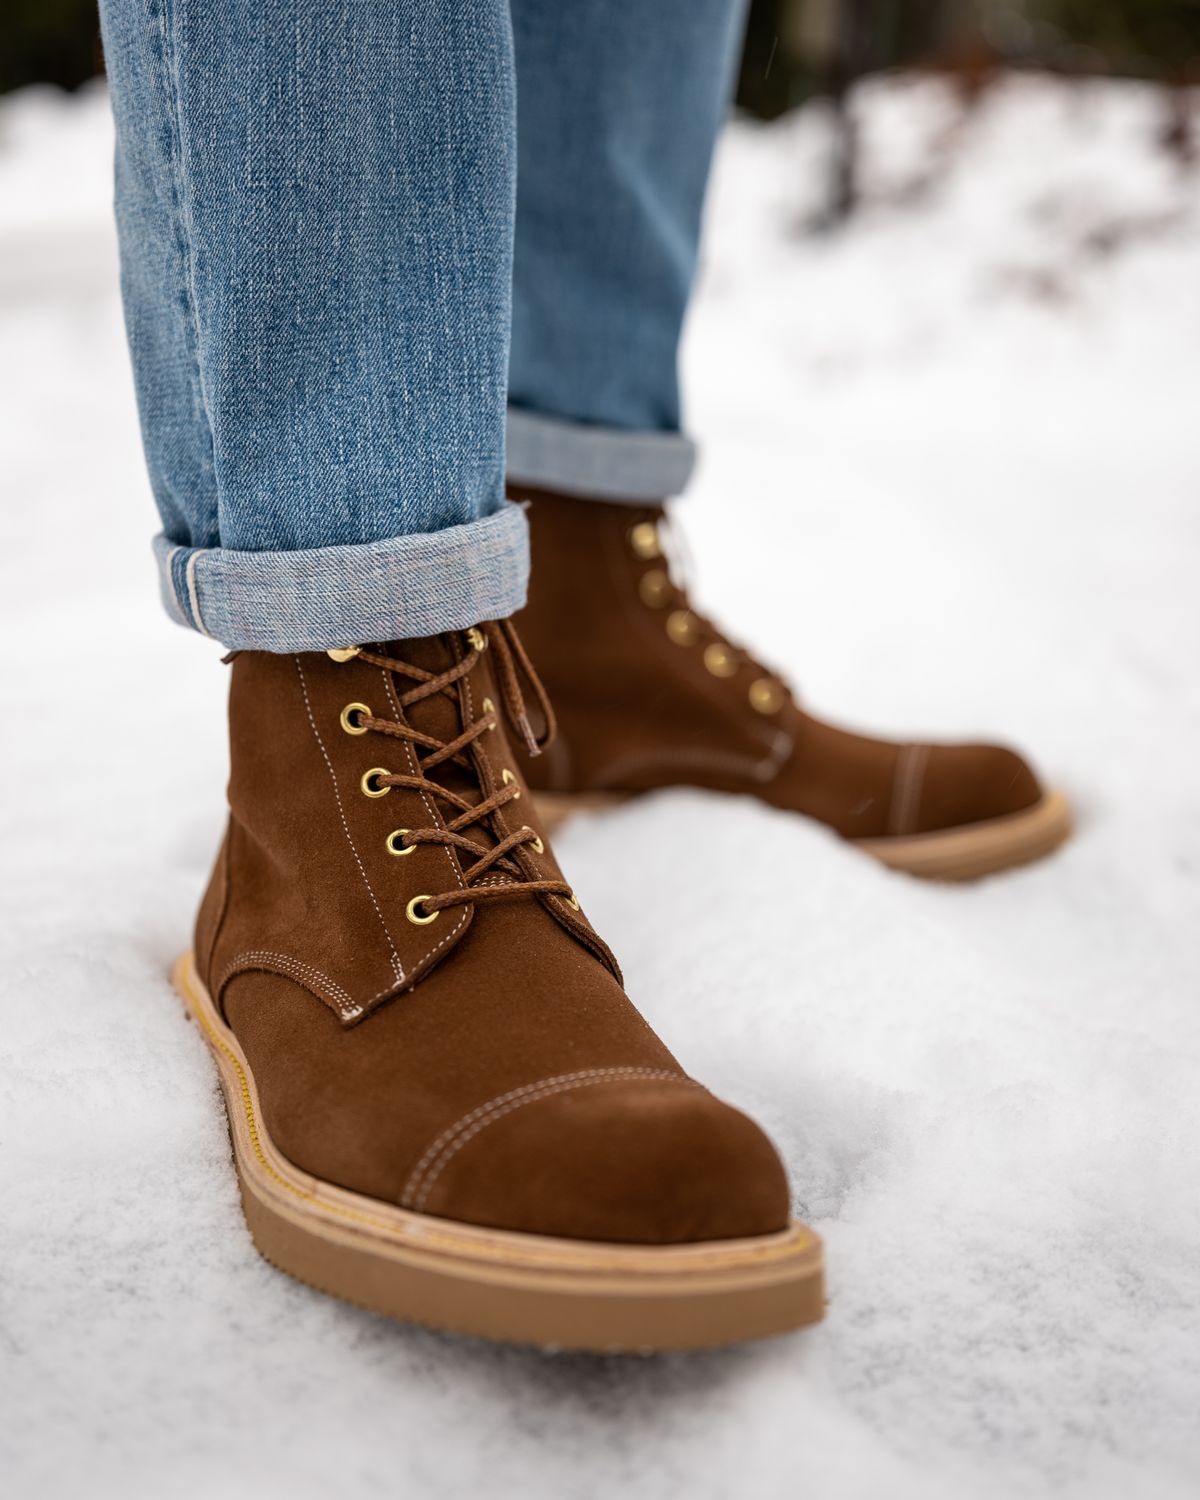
[{"xmin": 347, "ymin": 621, "xmax": 573, "ymax": 921}]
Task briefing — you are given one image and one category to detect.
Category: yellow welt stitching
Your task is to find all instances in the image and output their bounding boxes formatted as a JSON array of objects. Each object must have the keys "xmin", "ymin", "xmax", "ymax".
[
  {"xmin": 178, "ymin": 958, "xmax": 816, "ymax": 1269},
  {"xmin": 183, "ymin": 965, "xmax": 410, "ymax": 1238}
]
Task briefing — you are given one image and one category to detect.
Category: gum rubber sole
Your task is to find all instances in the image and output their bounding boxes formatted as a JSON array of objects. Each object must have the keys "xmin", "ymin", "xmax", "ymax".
[
  {"xmin": 535, "ymin": 788, "xmax": 1072, "ymax": 881},
  {"xmin": 171, "ymin": 952, "xmax": 825, "ymax": 1352},
  {"xmin": 855, "ymin": 788, "xmax": 1072, "ymax": 880}
]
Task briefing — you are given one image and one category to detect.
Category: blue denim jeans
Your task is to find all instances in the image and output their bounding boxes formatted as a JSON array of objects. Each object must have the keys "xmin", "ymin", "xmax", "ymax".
[{"xmin": 99, "ymin": 0, "xmax": 746, "ymax": 651}]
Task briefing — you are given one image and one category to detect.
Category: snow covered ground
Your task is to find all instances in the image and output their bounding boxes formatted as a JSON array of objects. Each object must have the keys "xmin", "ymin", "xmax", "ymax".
[{"xmin": 1, "ymin": 72, "xmax": 1198, "ymax": 1500}]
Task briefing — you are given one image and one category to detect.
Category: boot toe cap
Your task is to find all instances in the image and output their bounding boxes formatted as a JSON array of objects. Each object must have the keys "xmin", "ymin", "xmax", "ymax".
[
  {"xmin": 411, "ymin": 1074, "xmax": 792, "ymax": 1246},
  {"xmin": 917, "ymin": 742, "xmax": 1043, "ymax": 833}
]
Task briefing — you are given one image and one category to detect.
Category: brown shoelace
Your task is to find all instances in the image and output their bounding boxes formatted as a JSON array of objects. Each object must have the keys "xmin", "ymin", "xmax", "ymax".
[{"xmin": 349, "ymin": 621, "xmax": 574, "ymax": 920}]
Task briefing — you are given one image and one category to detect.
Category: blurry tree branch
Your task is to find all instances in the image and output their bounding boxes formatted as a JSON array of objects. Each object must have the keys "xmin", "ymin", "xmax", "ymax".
[{"xmin": 736, "ymin": 1, "xmax": 1199, "ymax": 226}]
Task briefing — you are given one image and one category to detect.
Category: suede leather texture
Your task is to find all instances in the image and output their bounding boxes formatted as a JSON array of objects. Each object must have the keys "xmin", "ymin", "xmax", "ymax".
[
  {"xmin": 194, "ymin": 638, "xmax": 791, "ymax": 1245},
  {"xmin": 511, "ymin": 487, "xmax": 1043, "ymax": 840}
]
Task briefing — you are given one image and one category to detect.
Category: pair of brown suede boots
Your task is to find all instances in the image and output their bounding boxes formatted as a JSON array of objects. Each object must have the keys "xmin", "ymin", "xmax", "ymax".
[{"xmin": 175, "ymin": 487, "xmax": 1069, "ymax": 1352}]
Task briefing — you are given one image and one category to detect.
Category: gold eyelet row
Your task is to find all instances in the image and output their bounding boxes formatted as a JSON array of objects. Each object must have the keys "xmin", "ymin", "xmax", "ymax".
[
  {"xmin": 335, "ymin": 644, "xmax": 553, "ymax": 929},
  {"xmin": 632, "ymin": 530, "xmax": 783, "ymax": 713}
]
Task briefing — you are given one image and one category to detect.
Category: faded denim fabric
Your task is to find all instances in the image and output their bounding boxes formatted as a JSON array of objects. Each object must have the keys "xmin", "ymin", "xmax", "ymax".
[
  {"xmin": 507, "ymin": 0, "xmax": 748, "ymax": 501},
  {"xmin": 100, "ymin": 0, "xmax": 744, "ymax": 650},
  {"xmin": 505, "ymin": 409, "xmax": 696, "ymax": 503}
]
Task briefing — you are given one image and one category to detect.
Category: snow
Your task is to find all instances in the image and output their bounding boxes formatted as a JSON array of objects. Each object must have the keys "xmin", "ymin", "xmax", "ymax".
[{"xmin": 1, "ymin": 71, "xmax": 1199, "ymax": 1499}]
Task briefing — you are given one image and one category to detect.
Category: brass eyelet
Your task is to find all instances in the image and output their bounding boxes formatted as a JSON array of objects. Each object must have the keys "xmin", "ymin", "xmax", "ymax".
[
  {"xmin": 326, "ymin": 646, "xmax": 361, "ymax": 663},
  {"xmin": 361, "ymin": 768, "xmax": 392, "ymax": 798},
  {"xmin": 523, "ymin": 825, "xmax": 544, "ymax": 855},
  {"xmin": 629, "ymin": 521, "xmax": 661, "ymax": 560},
  {"xmin": 501, "ymin": 767, "xmax": 521, "ymax": 800},
  {"xmin": 564, "ymin": 892, "xmax": 580, "ymax": 911},
  {"xmin": 639, "ymin": 568, "xmax": 670, "ymax": 608},
  {"xmin": 466, "ymin": 626, "xmax": 487, "ymax": 652},
  {"xmin": 406, "ymin": 895, "xmax": 439, "ymax": 926},
  {"xmin": 749, "ymin": 678, "xmax": 785, "ymax": 715},
  {"xmin": 666, "ymin": 610, "xmax": 698, "ymax": 646},
  {"xmin": 386, "ymin": 829, "xmax": 415, "ymax": 857},
  {"xmin": 340, "ymin": 701, "xmax": 371, "ymax": 735},
  {"xmin": 481, "ymin": 696, "xmax": 496, "ymax": 727},
  {"xmin": 703, "ymin": 643, "xmax": 737, "ymax": 679}
]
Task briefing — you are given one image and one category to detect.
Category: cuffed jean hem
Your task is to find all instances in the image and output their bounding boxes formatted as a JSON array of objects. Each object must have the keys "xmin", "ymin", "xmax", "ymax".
[
  {"xmin": 153, "ymin": 502, "xmax": 530, "ymax": 652},
  {"xmin": 506, "ymin": 407, "xmax": 696, "ymax": 502}
]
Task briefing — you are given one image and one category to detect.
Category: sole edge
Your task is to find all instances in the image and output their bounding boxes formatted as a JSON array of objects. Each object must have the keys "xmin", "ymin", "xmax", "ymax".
[
  {"xmin": 854, "ymin": 789, "xmax": 1072, "ymax": 880},
  {"xmin": 172, "ymin": 952, "xmax": 825, "ymax": 1352}
]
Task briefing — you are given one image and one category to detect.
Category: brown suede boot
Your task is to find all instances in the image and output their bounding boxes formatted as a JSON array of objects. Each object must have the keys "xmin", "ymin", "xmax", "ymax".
[
  {"xmin": 512, "ymin": 488, "xmax": 1070, "ymax": 879},
  {"xmin": 175, "ymin": 624, "xmax": 822, "ymax": 1350}
]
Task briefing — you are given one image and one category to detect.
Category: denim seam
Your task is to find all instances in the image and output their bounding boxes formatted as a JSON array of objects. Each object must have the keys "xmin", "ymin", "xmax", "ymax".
[
  {"xmin": 162, "ymin": 544, "xmax": 185, "ymax": 622},
  {"xmin": 156, "ymin": 0, "xmax": 218, "ymax": 512},
  {"xmin": 184, "ymin": 548, "xmax": 212, "ymax": 637}
]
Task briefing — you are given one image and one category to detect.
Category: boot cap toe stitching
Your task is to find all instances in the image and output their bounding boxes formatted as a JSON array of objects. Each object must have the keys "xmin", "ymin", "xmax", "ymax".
[{"xmin": 402, "ymin": 1067, "xmax": 697, "ymax": 1211}]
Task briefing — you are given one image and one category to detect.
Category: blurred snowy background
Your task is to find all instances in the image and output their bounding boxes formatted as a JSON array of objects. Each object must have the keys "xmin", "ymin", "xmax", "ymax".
[{"xmin": 2, "ymin": 5, "xmax": 1199, "ymax": 1499}]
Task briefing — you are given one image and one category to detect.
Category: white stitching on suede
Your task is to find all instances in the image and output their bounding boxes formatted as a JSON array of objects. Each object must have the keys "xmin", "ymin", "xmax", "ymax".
[
  {"xmin": 403, "ymin": 1067, "xmax": 680, "ymax": 1203},
  {"xmin": 296, "ymin": 656, "xmax": 405, "ymax": 981},
  {"xmin": 401, "ymin": 1066, "xmax": 692, "ymax": 1208},
  {"xmin": 408, "ymin": 1070, "xmax": 700, "ymax": 1212},
  {"xmin": 218, "ymin": 950, "xmax": 363, "ymax": 1020},
  {"xmin": 218, "ymin": 951, "xmax": 353, "ymax": 1004}
]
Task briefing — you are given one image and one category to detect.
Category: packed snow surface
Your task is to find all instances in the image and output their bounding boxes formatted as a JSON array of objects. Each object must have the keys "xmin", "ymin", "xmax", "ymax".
[{"xmin": 1, "ymin": 73, "xmax": 1198, "ymax": 1499}]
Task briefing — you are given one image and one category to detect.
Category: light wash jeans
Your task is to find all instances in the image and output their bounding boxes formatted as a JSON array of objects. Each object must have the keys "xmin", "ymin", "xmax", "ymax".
[{"xmin": 98, "ymin": 0, "xmax": 747, "ymax": 651}]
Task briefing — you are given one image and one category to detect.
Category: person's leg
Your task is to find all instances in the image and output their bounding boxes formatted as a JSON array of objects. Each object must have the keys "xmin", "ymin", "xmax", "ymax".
[
  {"xmin": 506, "ymin": 0, "xmax": 747, "ymax": 501},
  {"xmin": 100, "ymin": 0, "xmax": 524, "ymax": 650},
  {"xmin": 506, "ymin": 2, "xmax": 1069, "ymax": 879},
  {"xmin": 97, "ymin": 0, "xmax": 822, "ymax": 1348}
]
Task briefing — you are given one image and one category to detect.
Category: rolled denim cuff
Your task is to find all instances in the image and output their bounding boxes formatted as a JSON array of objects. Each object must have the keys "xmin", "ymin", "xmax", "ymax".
[
  {"xmin": 506, "ymin": 407, "xmax": 696, "ymax": 502},
  {"xmin": 153, "ymin": 502, "xmax": 529, "ymax": 652}
]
